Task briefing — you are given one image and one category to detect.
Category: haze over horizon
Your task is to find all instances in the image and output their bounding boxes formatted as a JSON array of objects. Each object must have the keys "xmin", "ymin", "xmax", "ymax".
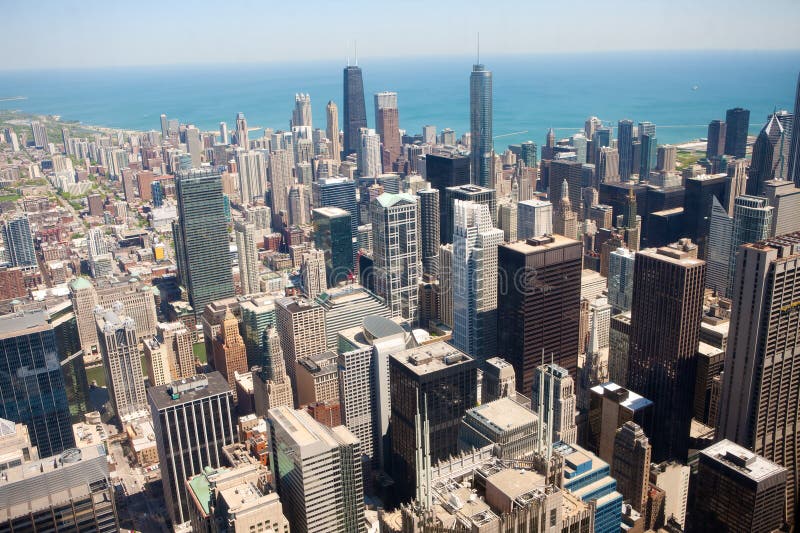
[{"xmin": 3, "ymin": 0, "xmax": 800, "ymax": 70}]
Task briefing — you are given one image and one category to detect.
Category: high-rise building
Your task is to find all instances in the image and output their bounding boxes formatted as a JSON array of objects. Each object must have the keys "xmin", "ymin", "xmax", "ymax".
[
  {"xmin": 292, "ymin": 92, "xmax": 312, "ymax": 129},
  {"xmin": 608, "ymin": 247, "xmax": 635, "ymax": 313},
  {"xmin": 549, "ymin": 160, "xmax": 583, "ymax": 218},
  {"xmin": 725, "ymin": 195, "xmax": 773, "ymax": 296},
  {"xmin": 452, "ymin": 200, "xmax": 503, "ymax": 361},
  {"xmin": 370, "ymin": 193, "xmax": 420, "ymax": 322},
  {"xmin": 30, "ymin": 120, "xmax": 47, "ymax": 148},
  {"xmin": 300, "ymin": 248, "xmax": 327, "ymax": 299},
  {"xmin": 234, "ymin": 220, "xmax": 260, "ymax": 296},
  {"xmin": 211, "ymin": 310, "xmax": 248, "ymax": 401},
  {"xmin": 269, "ymin": 148, "xmax": 294, "ymax": 219},
  {"xmin": 553, "ymin": 179, "xmax": 578, "ymax": 239},
  {"xmin": 598, "ymin": 146, "xmax": 620, "ymax": 183},
  {"xmin": 442, "ymin": 184, "xmax": 496, "ymax": 244},
  {"xmin": 470, "ymin": 63, "xmax": 493, "ymax": 187},
  {"xmin": 520, "ymin": 140, "xmax": 538, "ymax": 168},
  {"xmin": 707, "ymin": 119, "xmax": 727, "ymax": 159},
  {"xmin": 173, "ymin": 169, "xmax": 234, "ymax": 316},
  {"xmin": 693, "ymin": 439, "xmax": 787, "ymax": 533},
  {"xmin": 747, "ymin": 110, "xmax": 793, "ymax": 195},
  {"xmin": 275, "ymin": 296, "xmax": 327, "ymax": 392},
  {"xmin": 618, "ymin": 119, "xmax": 634, "ymax": 180},
  {"xmin": 425, "ymin": 152, "xmax": 471, "ymax": 237},
  {"xmin": 587, "ymin": 382, "xmax": 653, "ymax": 466},
  {"xmin": 627, "ymin": 240, "xmax": 705, "ymax": 461},
  {"xmin": 0, "ymin": 445, "xmax": 119, "ymax": 532},
  {"xmin": 725, "ymin": 107, "xmax": 750, "ymax": 159},
  {"xmin": 186, "ymin": 125, "xmax": 202, "ymax": 168},
  {"xmin": 268, "ymin": 406, "xmax": 365, "ymax": 532},
  {"xmin": 343, "ymin": 65, "xmax": 367, "ymax": 155},
  {"xmin": 706, "ymin": 196, "xmax": 734, "ymax": 294},
  {"xmin": 656, "ymin": 144, "xmax": 677, "ymax": 172},
  {"xmin": 326, "ymin": 100, "xmax": 341, "ymax": 161},
  {"xmin": 96, "ymin": 305, "xmax": 147, "ymax": 422},
  {"xmin": 235, "ymin": 149, "xmax": 267, "ymax": 204},
  {"xmin": 389, "ymin": 343, "xmax": 478, "ymax": 502},
  {"xmin": 235, "ymin": 112, "xmax": 248, "ymax": 148},
  {"xmin": 497, "ymin": 235, "xmax": 582, "ymax": 392},
  {"xmin": 2, "ymin": 215, "xmax": 36, "ymax": 268},
  {"xmin": 717, "ymin": 232, "xmax": 800, "ymax": 524},
  {"xmin": 374, "ymin": 91, "xmax": 401, "ymax": 168},
  {"xmin": 517, "ymin": 198, "xmax": 553, "ymax": 240},
  {"xmin": 531, "ymin": 363, "xmax": 577, "ymax": 444},
  {"xmin": 359, "ymin": 129, "xmax": 382, "ymax": 177},
  {"xmin": 612, "ymin": 421, "xmax": 651, "ymax": 513},
  {"xmin": 418, "ymin": 187, "xmax": 441, "ymax": 277},
  {"xmin": 149, "ymin": 373, "xmax": 237, "ymax": 526},
  {"xmin": 438, "ymin": 244, "xmax": 454, "ymax": 326},
  {"xmin": 0, "ymin": 311, "xmax": 75, "ymax": 458},
  {"xmin": 789, "ymin": 73, "xmax": 800, "ymax": 187},
  {"xmin": 253, "ymin": 325, "xmax": 293, "ymax": 416},
  {"xmin": 639, "ymin": 133, "xmax": 657, "ymax": 179},
  {"xmin": 313, "ymin": 206, "xmax": 354, "ymax": 285}
]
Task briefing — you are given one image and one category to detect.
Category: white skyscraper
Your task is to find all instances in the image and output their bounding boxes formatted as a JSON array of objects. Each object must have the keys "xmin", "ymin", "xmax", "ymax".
[
  {"xmin": 517, "ymin": 199, "xmax": 553, "ymax": 240},
  {"xmin": 300, "ymin": 248, "xmax": 327, "ymax": 299},
  {"xmin": 218, "ymin": 121, "xmax": 228, "ymax": 145},
  {"xmin": 608, "ymin": 247, "xmax": 636, "ymax": 314},
  {"xmin": 452, "ymin": 200, "xmax": 504, "ymax": 360},
  {"xmin": 292, "ymin": 93, "xmax": 312, "ymax": 128},
  {"xmin": 370, "ymin": 193, "xmax": 420, "ymax": 322},
  {"xmin": 234, "ymin": 220, "xmax": 260, "ymax": 296},
  {"xmin": 235, "ymin": 149, "xmax": 267, "ymax": 204},
  {"xmin": 269, "ymin": 149, "xmax": 294, "ymax": 218},
  {"xmin": 185, "ymin": 125, "xmax": 202, "ymax": 169},
  {"xmin": 532, "ymin": 363, "xmax": 578, "ymax": 445},
  {"xmin": 359, "ymin": 129, "xmax": 382, "ymax": 178}
]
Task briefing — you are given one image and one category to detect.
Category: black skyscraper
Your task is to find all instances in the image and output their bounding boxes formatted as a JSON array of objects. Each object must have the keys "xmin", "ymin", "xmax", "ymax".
[
  {"xmin": 425, "ymin": 153, "xmax": 471, "ymax": 243},
  {"xmin": 788, "ymin": 73, "xmax": 800, "ymax": 187},
  {"xmin": 343, "ymin": 66, "xmax": 367, "ymax": 155},
  {"xmin": 618, "ymin": 119, "xmax": 634, "ymax": 181},
  {"xmin": 724, "ymin": 107, "xmax": 750, "ymax": 159},
  {"xmin": 706, "ymin": 119, "xmax": 727, "ymax": 159}
]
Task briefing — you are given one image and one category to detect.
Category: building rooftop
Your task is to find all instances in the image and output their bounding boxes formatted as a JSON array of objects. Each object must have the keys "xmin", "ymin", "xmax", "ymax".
[
  {"xmin": 0, "ymin": 310, "xmax": 49, "ymax": 339},
  {"xmin": 701, "ymin": 439, "xmax": 786, "ymax": 483},
  {"xmin": 312, "ymin": 206, "xmax": 350, "ymax": 218},
  {"xmin": 0, "ymin": 444, "xmax": 106, "ymax": 486},
  {"xmin": 502, "ymin": 233, "xmax": 581, "ymax": 254},
  {"xmin": 147, "ymin": 372, "xmax": 231, "ymax": 411},
  {"xmin": 267, "ymin": 406, "xmax": 358, "ymax": 458},
  {"xmin": 375, "ymin": 192, "xmax": 417, "ymax": 208},
  {"xmin": 276, "ymin": 295, "xmax": 320, "ymax": 314},
  {"xmin": 591, "ymin": 382, "xmax": 652, "ymax": 412},
  {"xmin": 390, "ymin": 342, "xmax": 474, "ymax": 376},
  {"xmin": 467, "ymin": 397, "xmax": 538, "ymax": 434},
  {"xmin": 486, "ymin": 466, "xmax": 548, "ymax": 500}
]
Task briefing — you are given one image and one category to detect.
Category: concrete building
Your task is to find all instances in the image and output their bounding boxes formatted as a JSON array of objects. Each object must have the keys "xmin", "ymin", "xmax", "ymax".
[
  {"xmin": 234, "ymin": 220, "xmax": 260, "ymax": 296},
  {"xmin": 275, "ymin": 296, "xmax": 327, "ymax": 394},
  {"xmin": 649, "ymin": 461, "xmax": 690, "ymax": 530},
  {"xmin": 517, "ymin": 199, "xmax": 553, "ymax": 241},
  {"xmin": 482, "ymin": 357, "xmax": 517, "ymax": 403},
  {"xmin": 315, "ymin": 284, "xmax": 391, "ymax": 348},
  {"xmin": 611, "ymin": 422, "xmax": 651, "ymax": 513},
  {"xmin": 587, "ymin": 382, "xmax": 653, "ymax": 466},
  {"xmin": 459, "ymin": 396, "xmax": 540, "ymax": 459},
  {"xmin": 253, "ymin": 326, "xmax": 293, "ymax": 417},
  {"xmin": 300, "ymin": 248, "xmax": 327, "ymax": 299},
  {"xmin": 267, "ymin": 406, "xmax": 365, "ymax": 532},
  {"xmin": 607, "ymin": 247, "xmax": 635, "ymax": 313},
  {"xmin": 296, "ymin": 350, "xmax": 339, "ymax": 407},
  {"xmin": 532, "ymin": 363, "xmax": 577, "ymax": 445},
  {"xmin": 211, "ymin": 310, "xmax": 248, "ymax": 402}
]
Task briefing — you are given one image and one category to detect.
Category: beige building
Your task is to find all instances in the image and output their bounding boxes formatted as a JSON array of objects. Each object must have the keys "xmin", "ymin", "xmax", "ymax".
[
  {"xmin": 275, "ymin": 296, "xmax": 326, "ymax": 390},
  {"xmin": 212, "ymin": 310, "xmax": 248, "ymax": 402},
  {"xmin": 295, "ymin": 350, "xmax": 339, "ymax": 407},
  {"xmin": 253, "ymin": 327, "xmax": 294, "ymax": 416}
]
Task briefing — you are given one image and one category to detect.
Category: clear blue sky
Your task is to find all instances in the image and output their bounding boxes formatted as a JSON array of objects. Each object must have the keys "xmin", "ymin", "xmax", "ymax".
[{"xmin": 3, "ymin": 0, "xmax": 800, "ymax": 70}]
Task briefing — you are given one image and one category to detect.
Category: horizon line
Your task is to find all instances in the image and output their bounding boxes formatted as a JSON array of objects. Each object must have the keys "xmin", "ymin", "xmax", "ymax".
[{"xmin": 1, "ymin": 47, "xmax": 799, "ymax": 73}]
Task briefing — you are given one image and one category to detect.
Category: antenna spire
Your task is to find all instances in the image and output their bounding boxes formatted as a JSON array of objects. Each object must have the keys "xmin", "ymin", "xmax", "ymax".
[
  {"xmin": 477, "ymin": 32, "xmax": 480, "ymax": 64},
  {"xmin": 354, "ymin": 41, "xmax": 358, "ymax": 67}
]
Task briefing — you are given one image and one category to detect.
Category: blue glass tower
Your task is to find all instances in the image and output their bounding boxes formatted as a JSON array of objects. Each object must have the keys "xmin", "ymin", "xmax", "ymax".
[
  {"xmin": 2, "ymin": 215, "xmax": 36, "ymax": 268},
  {"xmin": 617, "ymin": 119, "xmax": 634, "ymax": 181},
  {"xmin": 470, "ymin": 64, "xmax": 493, "ymax": 187}
]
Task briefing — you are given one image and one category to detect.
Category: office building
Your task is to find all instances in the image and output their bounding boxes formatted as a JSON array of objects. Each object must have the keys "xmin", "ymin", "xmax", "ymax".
[
  {"xmin": 718, "ymin": 232, "xmax": 800, "ymax": 524},
  {"xmin": 235, "ymin": 149, "xmax": 266, "ymax": 204},
  {"xmin": 553, "ymin": 180, "xmax": 578, "ymax": 239},
  {"xmin": 627, "ymin": 240, "xmax": 705, "ymax": 461},
  {"xmin": 390, "ymin": 343, "xmax": 478, "ymax": 502},
  {"xmin": 149, "ymin": 373, "xmax": 237, "ymax": 526},
  {"xmin": 725, "ymin": 107, "xmax": 750, "ymax": 159},
  {"xmin": 295, "ymin": 350, "xmax": 339, "ymax": 406},
  {"xmin": 438, "ymin": 244, "xmax": 453, "ymax": 326},
  {"xmin": 211, "ymin": 310, "xmax": 248, "ymax": 401},
  {"xmin": 326, "ymin": 100, "xmax": 341, "ymax": 161},
  {"xmin": 370, "ymin": 193, "xmax": 420, "ymax": 322},
  {"xmin": 706, "ymin": 196, "xmax": 734, "ymax": 294},
  {"xmin": 300, "ymin": 248, "xmax": 327, "ymax": 299},
  {"xmin": 482, "ymin": 357, "xmax": 517, "ymax": 403},
  {"xmin": 425, "ymin": 152, "xmax": 471, "ymax": 240},
  {"xmin": 517, "ymin": 198, "xmax": 552, "ymax": 240},
  {"xmin": 612, "ymin": 422, "xmax": 651, "ymax": 513},
  {"xmin": 694, "ymin": 439, "xmax": 787, "ymax": 533},
  {"xmin": 275, "ymin": 296, "xmax": 327, "ymax": 389},
  {"xmin": 531, "ymin": 363, "xmax": 577, "ymax": 445},
  {"xmin": 458, "ymin": 396, "xmax": 540, "ymax": 459},
  {"xmin": 375, "ymin": 91, "xmax": 401, "ymax": 167},
  {"xmin": 253, "ymin": 326, "xmax": 293, "ymax": 416},
  {"xmin": 497, "ymin": 235, "xmax": 582, "ymax": 392},
  {"xmin": 608, "ymin": 247, "xmax": 635, "ymax": 313},
  {"xmin": 442, "ymin": 184, "xmax": 496, "ymax": 244},
  {"xmin": 343, "ymin": 65, "xmax": 367, "ymax": 155},
  {"xmin": 313, "ymin": 175, "xmax": 358, "ymax": 235},
  {"xmin": 764, "ymin": 180, "xmax": 800, "ymax": 237},
  {"xmin": 29, "ymin": 120, "xmax": 47, "ymax": 148},
  {"xmin": 639, "ymin": 133, "xmax": 657, "ymax": 180},
  {"xmin": 707, "ymin": 119, "xmax": 727, "ymax": 159},
  {"xmin": 598, "ymin": 146, "xmax": 620, "ymax": 183},
  {"xmin": 96, "ymin": 305, "xmax": 147, "ymax": 422},
  {"xmin": 173, "ymin": 169, "xmax": 234, "ymax": 316},
  {"xmin": 313, "ymin": 207, "xmax": 354, "ymax": 285},
  {"xmin": 418, "ymin": 187, "xmax": 440, "ymax": 276},
  {"xmin": 315, "ymin": 284, "xmax": 391, "ymax": 347},
  {"xmin": 234, "ymin": 220, "xmax": 260, "ymax": 296},
  {"xmin": 789, "ymin": 73, "xmax": 800, "ymax": 186},
  {"xmin": 748, "ymin": 110, "xmax": 792, "ymax": 195},
  {"xmin": 235, "ymin": 112, "xmax": 248, "ymax": 148},
  {"xmin": 452, "ymin": 200, "xmax": 503, "ymax": 361},
  {"xmin": 725, "ymin": 195, "xmax": 773, "ymax": 296},
  {"xmin": 2, "ymin": 215, "xmax": 36, "ymax": 268},
  {"xmin": 470, "ymin": 63, "xmax": 493, "ymax": 187},
  {"xmin": 0, "ymin": 445, "xmax": 118, "ymax": 532},
  {"xmin": 650, "ymin": 461, "xmax": 690, "ymax": 529},
  {"xmin": 292, "ymin": 92, "xmax": 312, "ymax": 128},
  {"xmin": 549, "ymin": 160, "xmax": 583, "ymax": 218},
  {"xmin": 359, "ymin": 128, "xmax": 382, "ymax": 178},
  {"xmin": 588, "ymin": 382, "xmax": 653, "ymax": 466},
  {"xmin": 618, "ymin": 119, "xmax": 634, "ymax": 180},
  {"xmin": 268, "ymin": 406, "xmax": 365, "ymax": 532}
]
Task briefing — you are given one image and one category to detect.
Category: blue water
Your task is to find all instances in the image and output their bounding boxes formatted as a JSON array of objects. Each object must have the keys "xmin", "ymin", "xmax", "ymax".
[{"xmin": 1, "ymin": 51, "xmax": 798, "ymax": 147}]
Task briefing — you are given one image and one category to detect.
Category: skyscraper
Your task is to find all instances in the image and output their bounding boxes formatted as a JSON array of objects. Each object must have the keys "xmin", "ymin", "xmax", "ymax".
[
  {"xmin": 789, "ymin": 73, "xmax": 800, "ymax": 187},
  {"xmin": 617, "ymin": 119, "xmax": 634, "ymax": 180},
  {"xmin": 275, "ymin": 296, "xmax": 327, "ymax": 392},
  {"xmin": 425, "ymin": 152, "xmax": 471, "ymax": 240},
  {"xmin": 442, "ymin": 184, "xmax": 496, "ymax": 244},
  {"xmin": 268, "ymin": 406, "xmax": 365, "ymax": 533},
  {"xmin": 186, "ymin": 125, "xmax": 202, "ymax": 168},
  {"xmin": 517, "ymin": 199, "xmax": 553, "ymax": 240},
  {"xmin": 173, "ymin": 168, "xmax": 234, "ymax": 316},
  {"xmin": 253, "ymin": 326, "xmax": 293, "ymax": 416},
  {"xmin": 234, "ymin": 220, "xmax": 259, "ymax": 296},
  {"xmin": 452, "ymin": 200, "xmax": 503, "ymax": 361},
  {"xmin": 312, "ymin": 207, "xmax": 354, "ymax": 285},
  {"xmin": 2, "ymin": 215, "xmax": 36, "ymax": 268},
  {"xmin": 235, "ymin": 149, "xmax": 267, "ymax": 204},
  {"xmin": 96, "ymin": 304, "xmax": 148, "ymax": 422},
  {"xmin": 725, "ymin": 107, "xmax": 750, "ymax": 159},
  {"xmin": 608, "ymin": 247, "xmax": 635, "ymax": 314},
  {"xmin": 269, "ymin": 148, "xmax": 294, "ymax": 220},
  {"xmin": 358, "ymin": 128, "xmax": 382, "ymax": 177},
  {"xmin": 497, "ymin": 235, "xmax": 583, "ymax": 392},
  {"xmin": 326, "ymin": 100, "xmax": 341, "ymax": 161},
  {"xmin": 612, "ymin": 422, "xmax": 651, "ymax": 513},
  {"xmin": 639, "ymin": 132, "xmax": 657, "ymax": 179},
  {"xmin": 706, "ymin": 196, "xmax": 734, "ymax": 294},
  {"xmin": 531, "ymin": 363, "xmax": 578, "ymax": 444},
  {"xmin": 747, "ymin": 110, "xmax": 792, "ymax": 195},
  {"xmin": 418, "ymin": 187, "xmax": 441, "ymax": 277},
  {"xmin": 717, "ymin": 232, "xmax": 800, "ymax": 524},
  {"xmin": 370, "ymin": 193, "xmax": 420, "ymax": 322},
  {"xmin": 374, "ymin": 91, "xmax": 401, "ymax": 168},
  {"xmin": 343, "ymin": 65, "xmax": 367, "ymax": 155},
  {"xmin": 627, "ymin": 240, "xmax": 705, "ymax": 461},
  {"xmin": 707, "ymin": 119, "xmax": 727, "ymax": 159},
  {"xmin": 553, "ymin": 179, "xmax": 578, "ymax": 239},
  {"xmin": 211, "ymin": 310, "xmax": 248, "ymax": 401},
  {"xmin": 235, "ymin": 112, "xmax": 248, "ymax": 148},
  {"xmin": 292, "ymin": 93, "xmax": 312, "ymax": 128},
  {"xmin": 148, "ymin": 373, "xmax": 237, "ymax": 526},
  {"xmin": 389, "ymin": 343, "xmax": 478, "ymax": 502},
  {"xmin": 726, "ymin": 195, "xmax": 773, "ymax": 297},
  {"xmin": 470, "ymin": 63, "xmax": 493, "ymax": 187},
  {"xmin": 300, "ymin": 248, "xmax": 327, "ymax": 299},
  {"xmin": 0, "ymin": 311, "xmax": 75, "ymax": 458}
]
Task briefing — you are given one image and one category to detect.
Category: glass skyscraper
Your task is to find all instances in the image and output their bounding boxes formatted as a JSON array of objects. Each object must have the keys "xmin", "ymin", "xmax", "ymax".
[
  {"xmin": 617, "ymin": 119, "xmax": 634, "ymax": 180},
  {"xmin": 312, "ymin": 207, "xmax": 354, "ymax": 285},
  {"xmin": 470, "ymin": 63, "xmax": 493, "ymax": 188},
  {"xmin": 0, "ymin": 311, "xmax": 75, "ymax": 458},
  {"xmin": 343, "ymin": 65, "xmax": 367, "ymax": 155},
  {"xmin": 173, "ymin": 168, "xmax": 234, "ymax": 316},
  {"xmin": 2, "ymin": 215, "xmax": 36, "ymax": 268}
]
